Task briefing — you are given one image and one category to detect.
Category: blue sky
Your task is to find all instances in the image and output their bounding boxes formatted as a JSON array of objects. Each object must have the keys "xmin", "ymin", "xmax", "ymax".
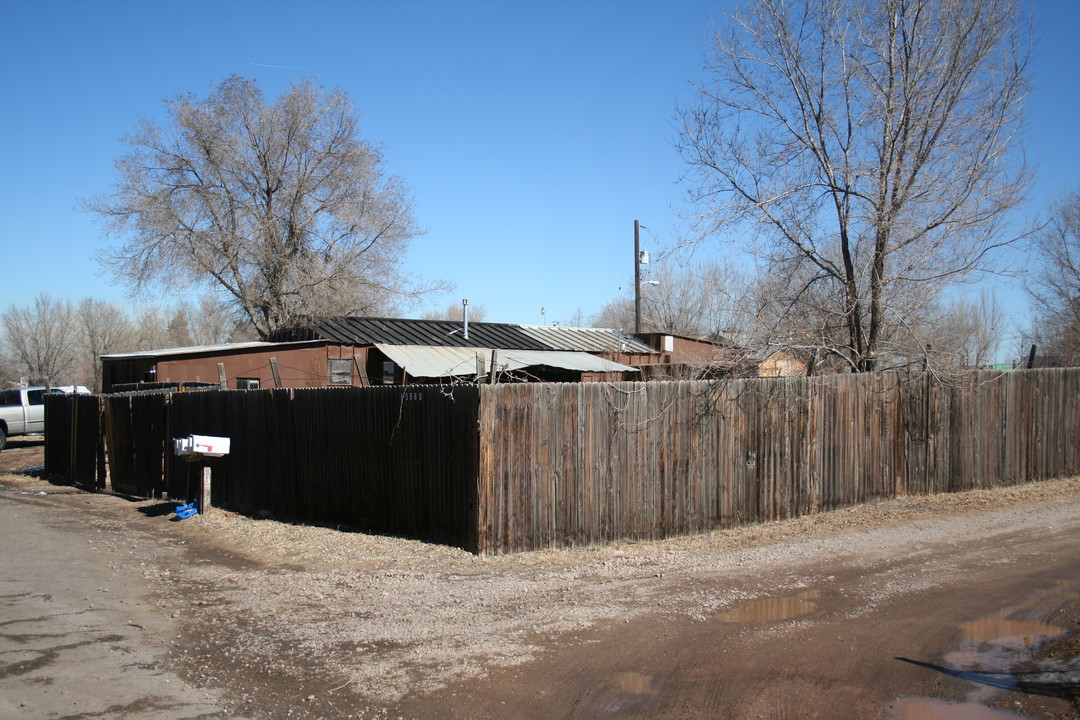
[{"xmin": 2, "ymin": 0, "xmax": 1077, "ymax": 348}]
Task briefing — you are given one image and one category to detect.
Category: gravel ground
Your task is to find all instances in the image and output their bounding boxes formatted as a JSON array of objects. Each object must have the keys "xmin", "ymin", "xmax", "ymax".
[{"xmin": 156, "ymin": 476, "xmax": 1080, "ymax": 707}]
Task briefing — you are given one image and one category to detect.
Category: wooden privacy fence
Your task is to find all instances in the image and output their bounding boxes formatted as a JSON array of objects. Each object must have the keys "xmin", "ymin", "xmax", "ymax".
[
  {"xmin": 43, "ymin": 369, "xmax": 1080, "ymax": 554},
  {"xmin": 476, "ymin": 369, "xmax": 1079, "ymax": 552}
]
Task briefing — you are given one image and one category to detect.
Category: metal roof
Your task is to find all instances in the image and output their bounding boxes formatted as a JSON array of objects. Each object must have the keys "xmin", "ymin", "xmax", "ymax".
[
  {"xmin": 375, "ymin": 344, "xmax": 639, "ymax": 379},
  {"xmin": 101, "ymin": 341, "xmax": 278, "ymax": 360},
  {"xmin": 271, "ymin": 317, "xmax": 658, "ymax": 354},
  {"xmin": 515, "ymin": 324, "xmax": 655, "ymax": 354},
  {"xmin": 276, "ymin": 317, "xmax": 544, "ymax": 350}
]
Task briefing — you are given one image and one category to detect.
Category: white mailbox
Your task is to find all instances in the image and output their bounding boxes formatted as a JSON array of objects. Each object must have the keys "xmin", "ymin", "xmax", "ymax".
[{"xmin": 173, "ymin": 434, "xmax": 231, "ymax": 458}]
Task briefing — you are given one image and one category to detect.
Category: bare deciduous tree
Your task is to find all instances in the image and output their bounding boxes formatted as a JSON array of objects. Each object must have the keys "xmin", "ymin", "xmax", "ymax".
[
  {"xmin": 565, "ymin": 308, "xmax": 588, "ymax": 328},
  {"xmin": 1026, "ymin": 188, "xmax": 1080, "ymax": 365},
  {"xmin": 75, "ymin": 298, "xmax": 134, "ymax": 392},
  {"xmin": 591, "ymin": 298, "xmax": 635, "ymax": 333},
  {"xmin": 928, "ymin": 291, "xmax": 1005, "ymax": 368},
  {"xmin": 422, "ymin": 301, "xmax": 488, "ymax": 323},
  {"xmin": 0, "ymin": 352, "xmax": 20, "ymax": 388},
  {"xmin": 1, "ymin": 294, "xmax": 77, "ymax": 386},
  {"xmin": 183, "ymin": 296, "xmax": 252, "ymax": 345},
  {"xmin": 128, "ymin": 304, "xmax": 202, "ymax": 351},
  {"xmin": 592, "ymin": 260, "xmax": 751, "ymax": 340},
  {"xmin": 677, "ymin": 0, "xmax": 1031, "ymax": 372},
  {"xmin": 87, "ymin": 76, "xmax": 440, "ymax": 339}
]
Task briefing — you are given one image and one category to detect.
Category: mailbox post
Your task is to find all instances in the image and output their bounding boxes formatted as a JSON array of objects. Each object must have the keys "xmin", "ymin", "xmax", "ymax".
[{"xmin": 172, "ymin": 435, "xmax": 230, "ymax": 512}]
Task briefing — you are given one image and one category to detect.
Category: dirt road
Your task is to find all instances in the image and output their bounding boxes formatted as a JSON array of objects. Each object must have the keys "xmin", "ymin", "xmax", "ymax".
[
  {"xmin": 0, "ymin": 441, "xmax": 247, "ymax": 719},
  {"xmin": 409, "ymin": 518, "xmax": 1079, "ymax": 720},
  {"xmin": 1, "ymin": 440, "xmax": 1078, "ymax": 720}
]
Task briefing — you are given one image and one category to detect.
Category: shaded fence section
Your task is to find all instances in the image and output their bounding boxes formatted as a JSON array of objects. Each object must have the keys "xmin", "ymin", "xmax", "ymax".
[
  {"xmin": 475, "ymin": 369, "xmax": 1080, "ymax": 552},
  {"xmin": 59, "ymin": 386, "xmax": 480, "ymax": 549},
  {"xmin": 42, "ymin": 369, "xmax": 1079, "ymax": 554},
  {"xmin": 103, "ymin": 392, "xmax": 172, "ymax": 497},
  {"xmin": 43, "ymin": 393, "xmax": 105, "ymax": 489},
  {"xmin": 164, "ymin": 386, "xmax": 480, "ymax": 548}
]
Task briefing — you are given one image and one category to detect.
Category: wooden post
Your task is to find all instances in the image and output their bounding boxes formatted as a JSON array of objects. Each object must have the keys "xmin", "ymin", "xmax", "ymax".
[
  {"xmin": 69, "ymin": 394, "xmax": 78, "ymax": 483},
  {"xmin": 634, "ymin": 219, "xmax": 641, "ymax": 335},
  {"xmin": 217, "ymin": 363, "xmax": 228, "ymax": 389},
  {"xmin": 353, "ymin": 354, "xmax": 370, "ymax": 388},
  {"xmin": 96, "ymin": 413, "xmax": 107, "ymax": 491},
  {"xmin": 270, "ymin": 357, "xmax": 282, "ymax": 388},
  {"xmin": 488, "ymin": 349, "xmax": 498, "ymax": 384},
  {"xmin": 200, "ymin": 466, "xmax": 212, "ymax": 512},
  {"xmin": 1026, "ymin": 344, "xmax": 1037, "ymax": 369}
]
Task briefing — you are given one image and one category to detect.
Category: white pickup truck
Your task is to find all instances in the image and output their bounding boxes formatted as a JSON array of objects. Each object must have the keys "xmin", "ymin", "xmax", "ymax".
[{"xmin": 0, "ymin": 386, "xmax": 89, "ymax": 451}]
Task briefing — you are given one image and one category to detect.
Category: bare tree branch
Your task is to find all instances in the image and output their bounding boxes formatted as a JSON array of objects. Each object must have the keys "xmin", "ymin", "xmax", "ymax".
[
  {"xmin": 1026, "ymin": 187, "xmax": 1080, "ymax": 365},
  {"xmin": 677, "ymin": 0, "xmax": 1032, "ymax": 372},
  {"xmin": 85, "ymin": 76, "xmax": 444, "ymax": 339},
  {"xmin": 1, "ymin": 294, "xmax": 77, "ymax": 386}
]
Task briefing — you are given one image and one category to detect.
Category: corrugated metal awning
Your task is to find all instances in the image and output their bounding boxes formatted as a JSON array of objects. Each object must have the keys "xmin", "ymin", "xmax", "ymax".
[{"xmin": 375, "ymin": 344, "xmax": 639, "ymax": 379}]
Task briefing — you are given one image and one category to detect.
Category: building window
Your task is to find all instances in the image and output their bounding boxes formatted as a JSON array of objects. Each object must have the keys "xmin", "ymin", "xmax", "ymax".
[
  {"xmin": 382, "ymin": 361, "xmax": 397, "ymax": 385},
  {"xmin": 236, "ymin": 378, "xmax": 260, "ymax": 390},
  {"xmin": 328, "ymin": 358, "xmax": 353, "ymax": 385}
]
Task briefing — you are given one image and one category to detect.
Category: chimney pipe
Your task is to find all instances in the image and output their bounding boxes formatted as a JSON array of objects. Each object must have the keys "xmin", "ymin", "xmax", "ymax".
[{"xmin": 463, "ymin": 298, "xmax": 470, "ymax": 341}]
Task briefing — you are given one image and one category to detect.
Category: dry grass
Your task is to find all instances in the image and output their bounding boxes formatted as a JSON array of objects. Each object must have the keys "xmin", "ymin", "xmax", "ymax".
[{"xmin": 170, "ymin": 476, "xmax": 1080, "ymax": 572}]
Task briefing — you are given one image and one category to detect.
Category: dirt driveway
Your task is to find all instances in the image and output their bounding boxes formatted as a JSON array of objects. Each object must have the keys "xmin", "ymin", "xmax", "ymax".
[{"xmin": 1, "ymin": 440, "xmax": 1078, "ymax": 720}]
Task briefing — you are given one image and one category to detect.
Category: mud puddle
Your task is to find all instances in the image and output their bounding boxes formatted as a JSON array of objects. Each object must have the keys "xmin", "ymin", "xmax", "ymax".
[
  {"xmin": 889, "ymin": 577, "xmax": 1079, "ymax": 719},
  {"xmin": 585, "ymin": 671, "xmax": 663, "ymax": 715},
  {"xmin": 712, "ymin": 589, "xmax": 822, "ymax": 623}
]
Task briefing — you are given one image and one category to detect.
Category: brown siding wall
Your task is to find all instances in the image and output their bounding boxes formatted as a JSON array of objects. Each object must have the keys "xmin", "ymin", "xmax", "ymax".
[
  {"xmin": 636, "ymin": 333, "xmax": 735, "ymax": 365},
  {"xmin": 668, "ymin": 336, "xmax": 733, "ymax": 365},
  {"xmin": 151, "ymin": 344, "xmax": 371, "ymax": 389}
]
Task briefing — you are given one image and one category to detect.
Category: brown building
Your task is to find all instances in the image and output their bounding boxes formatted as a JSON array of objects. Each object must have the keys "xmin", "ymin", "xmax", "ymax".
[
  {"xmin": 634, "ymin": 332, "xmax": 745, "ymax": 378},
  {"xmin": 101, "ymin": 317, "xmax": 662, "ymax": 392},
  {"xmin": 101, "ymin": 340, "xmax": 365, "ymax": 392}
]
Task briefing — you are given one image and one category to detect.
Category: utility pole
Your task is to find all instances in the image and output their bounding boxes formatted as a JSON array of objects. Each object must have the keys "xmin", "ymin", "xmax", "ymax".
[{"xmin": 634, "ymin": 219, "xmax": 641, "ymax": 335}]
